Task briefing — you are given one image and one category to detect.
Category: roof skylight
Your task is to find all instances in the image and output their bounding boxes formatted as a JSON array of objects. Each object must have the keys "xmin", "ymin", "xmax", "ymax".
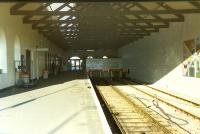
[
  {"xmin": 60, "ymin": 16, "xmax": 70, "ymax": 20},
  {"xmin": 47, "ymin": 3, "xmax": 64, "ymax": 11}
]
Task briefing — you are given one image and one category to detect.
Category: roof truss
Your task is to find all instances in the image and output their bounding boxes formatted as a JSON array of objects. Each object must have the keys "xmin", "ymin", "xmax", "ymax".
[{"xmin": 9, "ymin": 1, "xmax": 200, "ymax": 50}]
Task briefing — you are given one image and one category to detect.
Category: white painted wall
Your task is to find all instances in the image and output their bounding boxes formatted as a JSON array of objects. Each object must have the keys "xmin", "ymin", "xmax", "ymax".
[
  {"xmin": 118, "ymin": 14, "xmax": 200, "ymax": 99},
  {"xmin": 0, "ymin": 4, "xmax": 64, "ymax": 89}
]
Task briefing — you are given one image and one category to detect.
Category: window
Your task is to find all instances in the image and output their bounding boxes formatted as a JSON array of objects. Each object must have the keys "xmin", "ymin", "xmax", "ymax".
[
  {"xmin": 103, "ymin": 56, "xmax": 108, "ymax": 59},
  {"xmin": 0, "ymin": 29, "xmax": 7, "ymax": 73},
  {"xmin": 70, "ymin": 56, "xmax": 80, "ymax": 60},
  {"xmin": 87, "ymin": 56, "xmax": 93, "ymax": 59},
  {"xmin": 69, "ymin": 56, "xmax": 82, "ymax": 71},
  {"xmin": 14, "ymin": 36, "xmax": 21, "ymax": 71}
]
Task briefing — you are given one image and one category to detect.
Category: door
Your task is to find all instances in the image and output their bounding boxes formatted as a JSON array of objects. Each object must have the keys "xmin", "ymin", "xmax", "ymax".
[{"xmin": 26, "ymin": 49, "xmax": 31, "ymax": 75}]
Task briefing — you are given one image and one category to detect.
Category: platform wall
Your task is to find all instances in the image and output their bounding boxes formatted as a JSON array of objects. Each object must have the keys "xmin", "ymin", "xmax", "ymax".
[{"xmin": 118, "ymin": 14, "xmax": 200, "ymax": 99}]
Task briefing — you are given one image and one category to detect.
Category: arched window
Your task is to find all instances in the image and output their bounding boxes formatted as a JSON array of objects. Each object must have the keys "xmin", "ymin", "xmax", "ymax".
[
  {"xmin": 69, "ymin": 56, "xmax": 82, "ymax": 71},
  {"xmin": 0, "ymin": 29, "xmax": 7, "ymax": 73},
  {"xmin": 87, "ymin": 56, "xmax": 93, "ymax": 59},
  {"xmin": 102, "ymin": 56, "xmax": 108, "ymax": 59},
  {"xmin": 14, "ymin": 36, "xmax": 21, "ymax": 71},
  {"xmin": 70, "ymin": 56, "xmax": 80, "ymax": 60}
]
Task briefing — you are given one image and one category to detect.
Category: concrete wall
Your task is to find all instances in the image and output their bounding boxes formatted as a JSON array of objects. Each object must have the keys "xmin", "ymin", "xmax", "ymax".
[
  {"xmin": 0, "ymin": 4, "xmax": 64, "ymax": 89},
  {"xmin": 118, "ymin": 14, "xmax": 200, "ymax": 99}
]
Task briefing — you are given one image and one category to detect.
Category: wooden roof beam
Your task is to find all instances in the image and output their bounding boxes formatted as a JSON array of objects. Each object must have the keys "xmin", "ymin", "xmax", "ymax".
[
  {"xmin": 5, "ymin": 0, "xmax": 195, "ymax": 2},
  {"xmin": 10, "ymin": 8, "xmax": 200, "ymax": 16}
]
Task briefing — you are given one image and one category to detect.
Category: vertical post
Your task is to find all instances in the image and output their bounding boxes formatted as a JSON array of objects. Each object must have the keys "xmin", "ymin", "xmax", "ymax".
[
  {"xmin": 110, "ymin": 71, "xmax": 113, "ymax": 80},
  {"xmin": 100, "ymin": 70, "xmax": 102, "ymax": 78},
  {"xmin": 36, "ymin": 46, "xmax": 39, "ymax": 80},
  {"xmin": 194, "ymin": 39, "xmax": 197, "ymax": 77}
]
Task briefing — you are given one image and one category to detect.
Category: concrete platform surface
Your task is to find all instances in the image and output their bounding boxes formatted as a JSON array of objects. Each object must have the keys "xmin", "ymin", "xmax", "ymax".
[{"xmin": 0, "ymin": 72, "xmax": 106, "ymax": 134}]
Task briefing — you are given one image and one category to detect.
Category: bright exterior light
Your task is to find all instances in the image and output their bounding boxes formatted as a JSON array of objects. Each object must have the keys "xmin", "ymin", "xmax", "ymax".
[
  {"xmin": 103, "ymin": 56, "xmax": 108, "ymax": 59},
  {"xmin": 87, "ymin": 56, "xmax": 93, "ymax": 59},
  {"xmin": 47, "ymin": 3, "xmax": 75, "ymax": 12},
  {"xmin": 60, "ymin": 6, "xmax": 71, "ymax": 11},
  {"xmin": 70, "ymin": 56, "xmax": 80, "ymax": 60},
  {"xmin": 60, "ymin": 24, "xmax": 66, "ymax": 27},
  {"xmin": 86, "ymin": 50, "xmax": 95, "ymax": 52},
  {"xmin": 68, "ymin": 23, "xmax": 73, "ymax": 27},
  {"xmin": 60, "ymin": 16, "xmax": 70, "ymax": 20},
  {"xmin": 69, "ymin": 3, "xmax": 76, "ymax": 8},
  {"xmin": 47, "ymin": 3, "xmax": 64, "ymax": 11}
]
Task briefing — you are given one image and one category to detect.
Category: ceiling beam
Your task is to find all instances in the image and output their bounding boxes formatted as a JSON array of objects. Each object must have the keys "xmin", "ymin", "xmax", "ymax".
[
  {"xmin": 23, "ymin": 16, "xmax": 184, "ymax": 24},
  {"xmin": 10, "ymin": 8, "xmax": 200, "ymax": 16},
  {"xmin": 3, "ymin": 0, "xmax": 194, "ymax": 2},
  {"xmin": 34, "ymin": 22, "xmax": 168, "ymax": 31},
  {"xmin": 10, "ymin": 3, "xmax": 26, "ymax": 12}
]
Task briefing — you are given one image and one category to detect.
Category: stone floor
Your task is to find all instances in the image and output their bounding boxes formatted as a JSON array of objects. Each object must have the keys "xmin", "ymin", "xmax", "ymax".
[{"xmin": 0, "ymin": 72, "xmax": 107, "ymax": 134}]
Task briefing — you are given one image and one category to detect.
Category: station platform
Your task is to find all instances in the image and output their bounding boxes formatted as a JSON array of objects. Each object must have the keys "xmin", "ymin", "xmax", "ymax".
[{"xmin": 0, "ymin": 72, "xmax": 110, "ymax": 134}]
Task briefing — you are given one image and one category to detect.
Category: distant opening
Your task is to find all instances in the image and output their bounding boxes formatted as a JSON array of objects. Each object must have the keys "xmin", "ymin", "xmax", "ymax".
[
  {"xmin": 87, "ymin": 56, "xmax": 93, "ymax": 59},
  {"xmin": 0, "ymin": 29, "xmax": 7, "ymax": 73},
  {"xmin": 14, "ymin": 36, "xmax": 21, "ymax": 72},
  {"xmin": 70, "ymin": 56, "xmax": 80, "ymax": 60},
  {"xmin": 103, "ymin": 56, "xmax": 108, "ymax": 59},
  {"xmin": 86, "ymin": 50, "xmax": 95, "ymax": 52},
  {"xmin": 69, "ymin": 56, "xmax": 82, "ymax": 71}
]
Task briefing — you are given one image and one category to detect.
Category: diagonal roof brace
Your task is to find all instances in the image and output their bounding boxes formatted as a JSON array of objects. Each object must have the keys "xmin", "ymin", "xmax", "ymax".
[{"xmin": 2, "ymin": 0, "xmax": 197, "ymax": 2}]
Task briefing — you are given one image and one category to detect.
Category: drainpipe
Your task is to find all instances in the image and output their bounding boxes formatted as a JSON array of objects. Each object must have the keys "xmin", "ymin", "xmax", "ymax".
[{"xmin": 36, "ymin": 45, "xmax": 39, "ymax": 80}]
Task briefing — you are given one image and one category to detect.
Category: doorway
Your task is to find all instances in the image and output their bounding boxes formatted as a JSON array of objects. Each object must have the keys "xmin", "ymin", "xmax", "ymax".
[
  {"xmin": 69, "ymin": 56, "xmax": 82, "ymax": 71},
  {"xmin": 26, "ymin": 49, "xmax": 31, "ymax": 75}
]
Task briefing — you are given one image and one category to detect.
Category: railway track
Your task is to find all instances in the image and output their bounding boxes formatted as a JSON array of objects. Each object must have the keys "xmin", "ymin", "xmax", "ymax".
[
  {"xmin": 121, "ymin": 79, "xmax": 200, "ymax": 121},
  {"xmin": 126, "ymin": 80, "xmax": 200, "ymax": 107},
  {"xmin": 94, "ymin": 79, "xmax": 190, "ymax": 134}
]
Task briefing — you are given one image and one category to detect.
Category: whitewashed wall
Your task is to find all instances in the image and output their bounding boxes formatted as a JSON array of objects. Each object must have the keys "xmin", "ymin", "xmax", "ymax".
[
  {"xmin": 0, "ymin": 4, "xmax": 64, "ymax": 89},
  {"xmin": 118, "ymin": 14, "xmax": 200, "ymax": 99}
]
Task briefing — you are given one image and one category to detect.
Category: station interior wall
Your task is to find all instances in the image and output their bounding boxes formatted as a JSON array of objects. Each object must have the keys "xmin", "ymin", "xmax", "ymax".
[
  {"xmin": 118, "ymin": 14, "xmax": 200, "ymax": 99},
  {"xmin": 0, "ymin": 4, "xmax": 64, "ymax": 89}
]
